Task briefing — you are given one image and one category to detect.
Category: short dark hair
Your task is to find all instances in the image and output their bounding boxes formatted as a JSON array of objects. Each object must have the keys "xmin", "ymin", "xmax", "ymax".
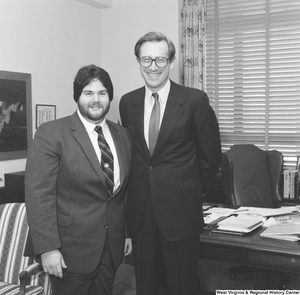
[
  {"xmin": 134, "ymin": 31, "xmax": 176, "ymax": 62},
  {"xmin": 73, "ymin": 64, "xmax": 114, "ymax": 103}
]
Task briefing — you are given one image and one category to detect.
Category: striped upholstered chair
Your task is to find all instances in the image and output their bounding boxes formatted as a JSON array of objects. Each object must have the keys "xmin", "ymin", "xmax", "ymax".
[{"xmin": 0, "ymin": 203, "xmax": 51, "ymax": 295}]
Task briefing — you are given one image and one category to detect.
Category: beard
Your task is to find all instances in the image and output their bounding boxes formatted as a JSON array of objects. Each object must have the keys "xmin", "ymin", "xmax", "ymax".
[{"xmin": 78, "ymin": 102, "xmax": 110, "ymax": 123}]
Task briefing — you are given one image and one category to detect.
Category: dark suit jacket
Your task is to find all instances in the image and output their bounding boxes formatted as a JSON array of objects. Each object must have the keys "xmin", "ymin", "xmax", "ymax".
[
  {"xmin": 119, "ymin": 80, "xmax": 221, "ymax": 241},
  {"xmin": 25, "ymin": 111, "xmax": 132, "ymax": 273}
]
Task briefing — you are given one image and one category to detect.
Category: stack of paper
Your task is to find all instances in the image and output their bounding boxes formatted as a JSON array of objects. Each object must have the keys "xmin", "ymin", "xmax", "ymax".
[
  {"xmin": 204, "ymin": 207, "xmax": 237, "ymax": 216},
  {"xmin": 235, "ymin": 206, "xmax": 300, "ymax": 217},
  {"xmin": 263, "ymin": 213, "xmax": 300, "ymax": 227},
  {"xmin": 212, "ymin": 215, "xmax": 266, "ymax": 235},
  {"xmin": 260, "ymin": 224, "xmax": 300, "ymax": 241}
]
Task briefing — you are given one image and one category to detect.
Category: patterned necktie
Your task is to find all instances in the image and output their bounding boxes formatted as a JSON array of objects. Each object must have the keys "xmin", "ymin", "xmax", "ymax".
[
  {"xmin": 149, "ymin": 92, "xmax": 160, "ymax": 155},
  {"xmin": 94, "ymin": 126, "xmax": 114, "ymax": 196}
]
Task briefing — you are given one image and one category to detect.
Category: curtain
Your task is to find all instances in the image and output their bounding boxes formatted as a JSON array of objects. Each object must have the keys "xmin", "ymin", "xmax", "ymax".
[{"xmin": 180, "ymin": 0, "xmax": 207, "ymax": 90}]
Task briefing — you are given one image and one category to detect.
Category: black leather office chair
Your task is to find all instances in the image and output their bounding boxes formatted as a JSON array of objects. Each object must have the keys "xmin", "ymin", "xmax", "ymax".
[
  {"xmin": 221, "ymin": 144, "xmax": 293, "ymax": 288},
  {"xmin": 221, "ymin": 144, "xmax": 287, "ymax": 208}
]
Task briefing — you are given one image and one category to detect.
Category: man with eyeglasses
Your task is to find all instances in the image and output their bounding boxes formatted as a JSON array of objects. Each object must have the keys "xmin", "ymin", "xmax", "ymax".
[{"xmin": 119, "ymin": 32, "xmax": 221, "ymax": 295}]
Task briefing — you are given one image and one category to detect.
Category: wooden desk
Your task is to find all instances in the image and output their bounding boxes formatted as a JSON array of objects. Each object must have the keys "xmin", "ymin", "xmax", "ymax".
[
  {"xmin": 200, "ymin": 225, "xmax": 300, "ymax": 273},
  {"xmin": 200, "ymin": 225, "xmax": 300, "ymax": 289}
]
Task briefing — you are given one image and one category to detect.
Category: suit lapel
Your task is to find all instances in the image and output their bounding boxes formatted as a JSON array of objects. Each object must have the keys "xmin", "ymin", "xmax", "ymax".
[
  {"xmin": 131, "ymin": 87, "xmax": 150, "ymax": 156},
  {"xmin": 70, "ymin": 112, "xmax": 107, "ymax": 185},
  {"xmin": 152, "ymin": 81, "xmax": 185, "ymax": 157}
]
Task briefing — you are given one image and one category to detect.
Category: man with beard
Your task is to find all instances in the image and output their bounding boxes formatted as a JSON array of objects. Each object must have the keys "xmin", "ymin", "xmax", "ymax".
[{"xmin": 25, "ymin": 64, "xmax": 132, "ymax": 295}]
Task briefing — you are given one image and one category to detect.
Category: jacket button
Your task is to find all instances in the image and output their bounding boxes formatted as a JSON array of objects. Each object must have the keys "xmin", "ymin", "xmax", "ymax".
[
  {"xmin": 104, "ymin": 225, "xmax": 108, "ymax": 229},
  {"xmin": 149, "ymin": 166, "xmax": 153, "ymax": 170}
]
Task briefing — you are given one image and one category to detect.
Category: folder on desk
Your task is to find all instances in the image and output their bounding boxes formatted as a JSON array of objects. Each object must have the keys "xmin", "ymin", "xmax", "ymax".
[
  {"xmin": 260, "ymin": 224, "xmax": 300, "ymax": 241},
  {"xmin": 211, "ymin": 214, "xmax": 266, "ymax": 235},
  {"xmin": 203, "ymin": 214, "xmax": 228, "ymax": 224}
]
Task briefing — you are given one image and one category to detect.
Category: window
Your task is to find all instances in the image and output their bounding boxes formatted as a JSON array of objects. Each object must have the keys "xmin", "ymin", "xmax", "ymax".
[{"xmin": 206, "ymin": 0, "xmax": 300, "ymax": 168}]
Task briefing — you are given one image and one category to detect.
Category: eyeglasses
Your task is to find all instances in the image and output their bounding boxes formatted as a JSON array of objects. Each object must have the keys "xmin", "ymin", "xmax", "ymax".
[{"xmin": 139, "ymin": 56, "xmax": 169, "ymax": 68}]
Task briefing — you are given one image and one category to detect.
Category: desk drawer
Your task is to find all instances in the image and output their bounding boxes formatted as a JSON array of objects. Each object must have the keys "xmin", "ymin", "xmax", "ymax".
[
  {"xmin": 200, "ymin": 243, "xmax": 300, "ymax": 273},
  {"xmin": 247, "ymin": 251, "xmax": 300, "ymax": 273}
]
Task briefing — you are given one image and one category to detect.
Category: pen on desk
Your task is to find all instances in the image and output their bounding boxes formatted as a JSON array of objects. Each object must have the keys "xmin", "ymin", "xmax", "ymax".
[{"xmin": 234, "ymin": 209, "xmax": 249, "ymax": 213}]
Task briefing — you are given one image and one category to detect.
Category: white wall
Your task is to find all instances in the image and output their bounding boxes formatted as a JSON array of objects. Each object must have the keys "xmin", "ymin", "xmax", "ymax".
[
  {"xmin": 101, "ymin": 0, "xmax": 181, "ymax": 123},
  {"xmin": 0, "ymin": 0, "xmax": 180, "ymax": 184},
  {"xmin": 0, "ymin": 0, "xmax": 103, "ymax": 183}
]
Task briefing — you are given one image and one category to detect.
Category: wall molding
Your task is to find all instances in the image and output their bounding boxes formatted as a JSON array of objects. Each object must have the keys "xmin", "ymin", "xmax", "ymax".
[{"xmin": 76, "ymin": 0, "xmax": 112, "ymax": 9}]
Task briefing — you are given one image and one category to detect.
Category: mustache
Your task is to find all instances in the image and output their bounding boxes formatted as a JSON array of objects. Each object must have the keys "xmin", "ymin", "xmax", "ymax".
[{"xmin": 89, "ymin": 102, "xmax": 103, "ymax": 107}]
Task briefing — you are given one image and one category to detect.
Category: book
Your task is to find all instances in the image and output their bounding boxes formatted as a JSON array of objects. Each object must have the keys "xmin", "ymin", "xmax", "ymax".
[
  {"xmin": 290, "ymin": 170, "xmax": 297, "ymax": 199},
  {"xmin": 296, "ymin": 173, "xmax": 299, "ymax": 198},
  {"xmin": 211, "ymin": 214, "xmax": 266, "ymax": 235},
  {"xmin": 283, "ymin": 169, "xmax": 299, "ymax": 200},
  {"xmin": 260, "ymin": 224, "xmax": 300, "ymax": 241},
  {"xmin": 284, "ymin": 170, "xmax": 291, "ymax": 199}
]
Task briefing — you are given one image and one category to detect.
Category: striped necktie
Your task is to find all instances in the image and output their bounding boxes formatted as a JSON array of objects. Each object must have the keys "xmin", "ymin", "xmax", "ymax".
[
  {"xmin": 149, "ymin": 92, "xmax": 160, "ymax": 155},
  {"xmin": 94, "ymin": 126, "xmax": 114, "ymax": 196}
]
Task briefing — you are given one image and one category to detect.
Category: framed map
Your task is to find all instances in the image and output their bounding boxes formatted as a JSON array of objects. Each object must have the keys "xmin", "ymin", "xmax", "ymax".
[{"xmin": 0, "ymin": 70, "xmax": 32, "ymax": 160}]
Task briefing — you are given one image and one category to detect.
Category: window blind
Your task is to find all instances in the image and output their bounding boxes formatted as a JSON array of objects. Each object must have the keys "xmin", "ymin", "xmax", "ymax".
[{"xmin": 206, "ymin": 0, "xmax": 300, "ymax": 168}]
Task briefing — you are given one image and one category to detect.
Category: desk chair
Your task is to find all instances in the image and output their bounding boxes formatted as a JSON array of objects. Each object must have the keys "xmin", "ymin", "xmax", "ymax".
[
  {"xmin": 0, "ymin": 203, "xmax": 51, "ymax": 295},
  {"xmin": 221, "ymin": 144, "xmax": 289, "ymax": 208},
  {"xmin": 221, "ymin": 144, "xmax": 293, "ymax": 288}
]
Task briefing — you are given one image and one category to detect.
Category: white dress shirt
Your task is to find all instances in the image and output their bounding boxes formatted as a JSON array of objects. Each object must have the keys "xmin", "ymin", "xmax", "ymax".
[
  {"xmin": 144, "ymin": 79, "xmax": 171, "ymax": 147},
  {"xmin": 77, "ymin": 110, "xmax": 120, "ymax": 192}
]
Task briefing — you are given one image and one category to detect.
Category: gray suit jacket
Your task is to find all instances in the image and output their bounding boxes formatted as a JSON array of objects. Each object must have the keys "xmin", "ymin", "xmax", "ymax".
[{"xmin": 25, "ymin": 111, "xmax": 131, "ymax": 273}]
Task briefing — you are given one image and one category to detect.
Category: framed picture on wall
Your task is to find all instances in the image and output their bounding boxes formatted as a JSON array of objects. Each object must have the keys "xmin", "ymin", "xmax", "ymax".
[
  {"xmin": 0, "ymin": 70, "xmax": 32, "ymax": 161},
  {"xmin": 36, "ymin": 104, "xmax": 56, "ymax": 128}
]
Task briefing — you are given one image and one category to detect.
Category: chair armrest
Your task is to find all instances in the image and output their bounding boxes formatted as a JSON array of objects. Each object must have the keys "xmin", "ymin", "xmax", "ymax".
[{"xmin": 19, "ymin": 262, "xmax": 44, "ymax": 295}]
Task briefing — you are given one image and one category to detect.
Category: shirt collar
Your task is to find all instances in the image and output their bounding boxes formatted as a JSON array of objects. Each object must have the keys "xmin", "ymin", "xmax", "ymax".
[
  {"xmin": 145, "ymin": 79, "xmax": 171, "ymax": 104},
  {"xmin": 77, "ymin": 109, "xmax": 107, "ymax": 134}
]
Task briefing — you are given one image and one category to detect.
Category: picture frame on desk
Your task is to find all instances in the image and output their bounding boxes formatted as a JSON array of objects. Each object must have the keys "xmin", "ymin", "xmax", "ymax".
[
  {"xmin": 36, "ymin": 104, "xmax": 56, "ymax": 129},
  {"xmin": 0, "ymin": 70, "xmax": 32, "ymax": 161}
]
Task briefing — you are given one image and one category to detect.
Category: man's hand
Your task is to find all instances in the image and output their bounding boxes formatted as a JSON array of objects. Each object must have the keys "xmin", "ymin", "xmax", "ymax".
[
  {"xmin": 41, "ymin": 249, "xmax": 67, "ymax": 278},
  {"xmin": 124, "ymin": 238, "xmax": 132, "ymax": 256}
]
